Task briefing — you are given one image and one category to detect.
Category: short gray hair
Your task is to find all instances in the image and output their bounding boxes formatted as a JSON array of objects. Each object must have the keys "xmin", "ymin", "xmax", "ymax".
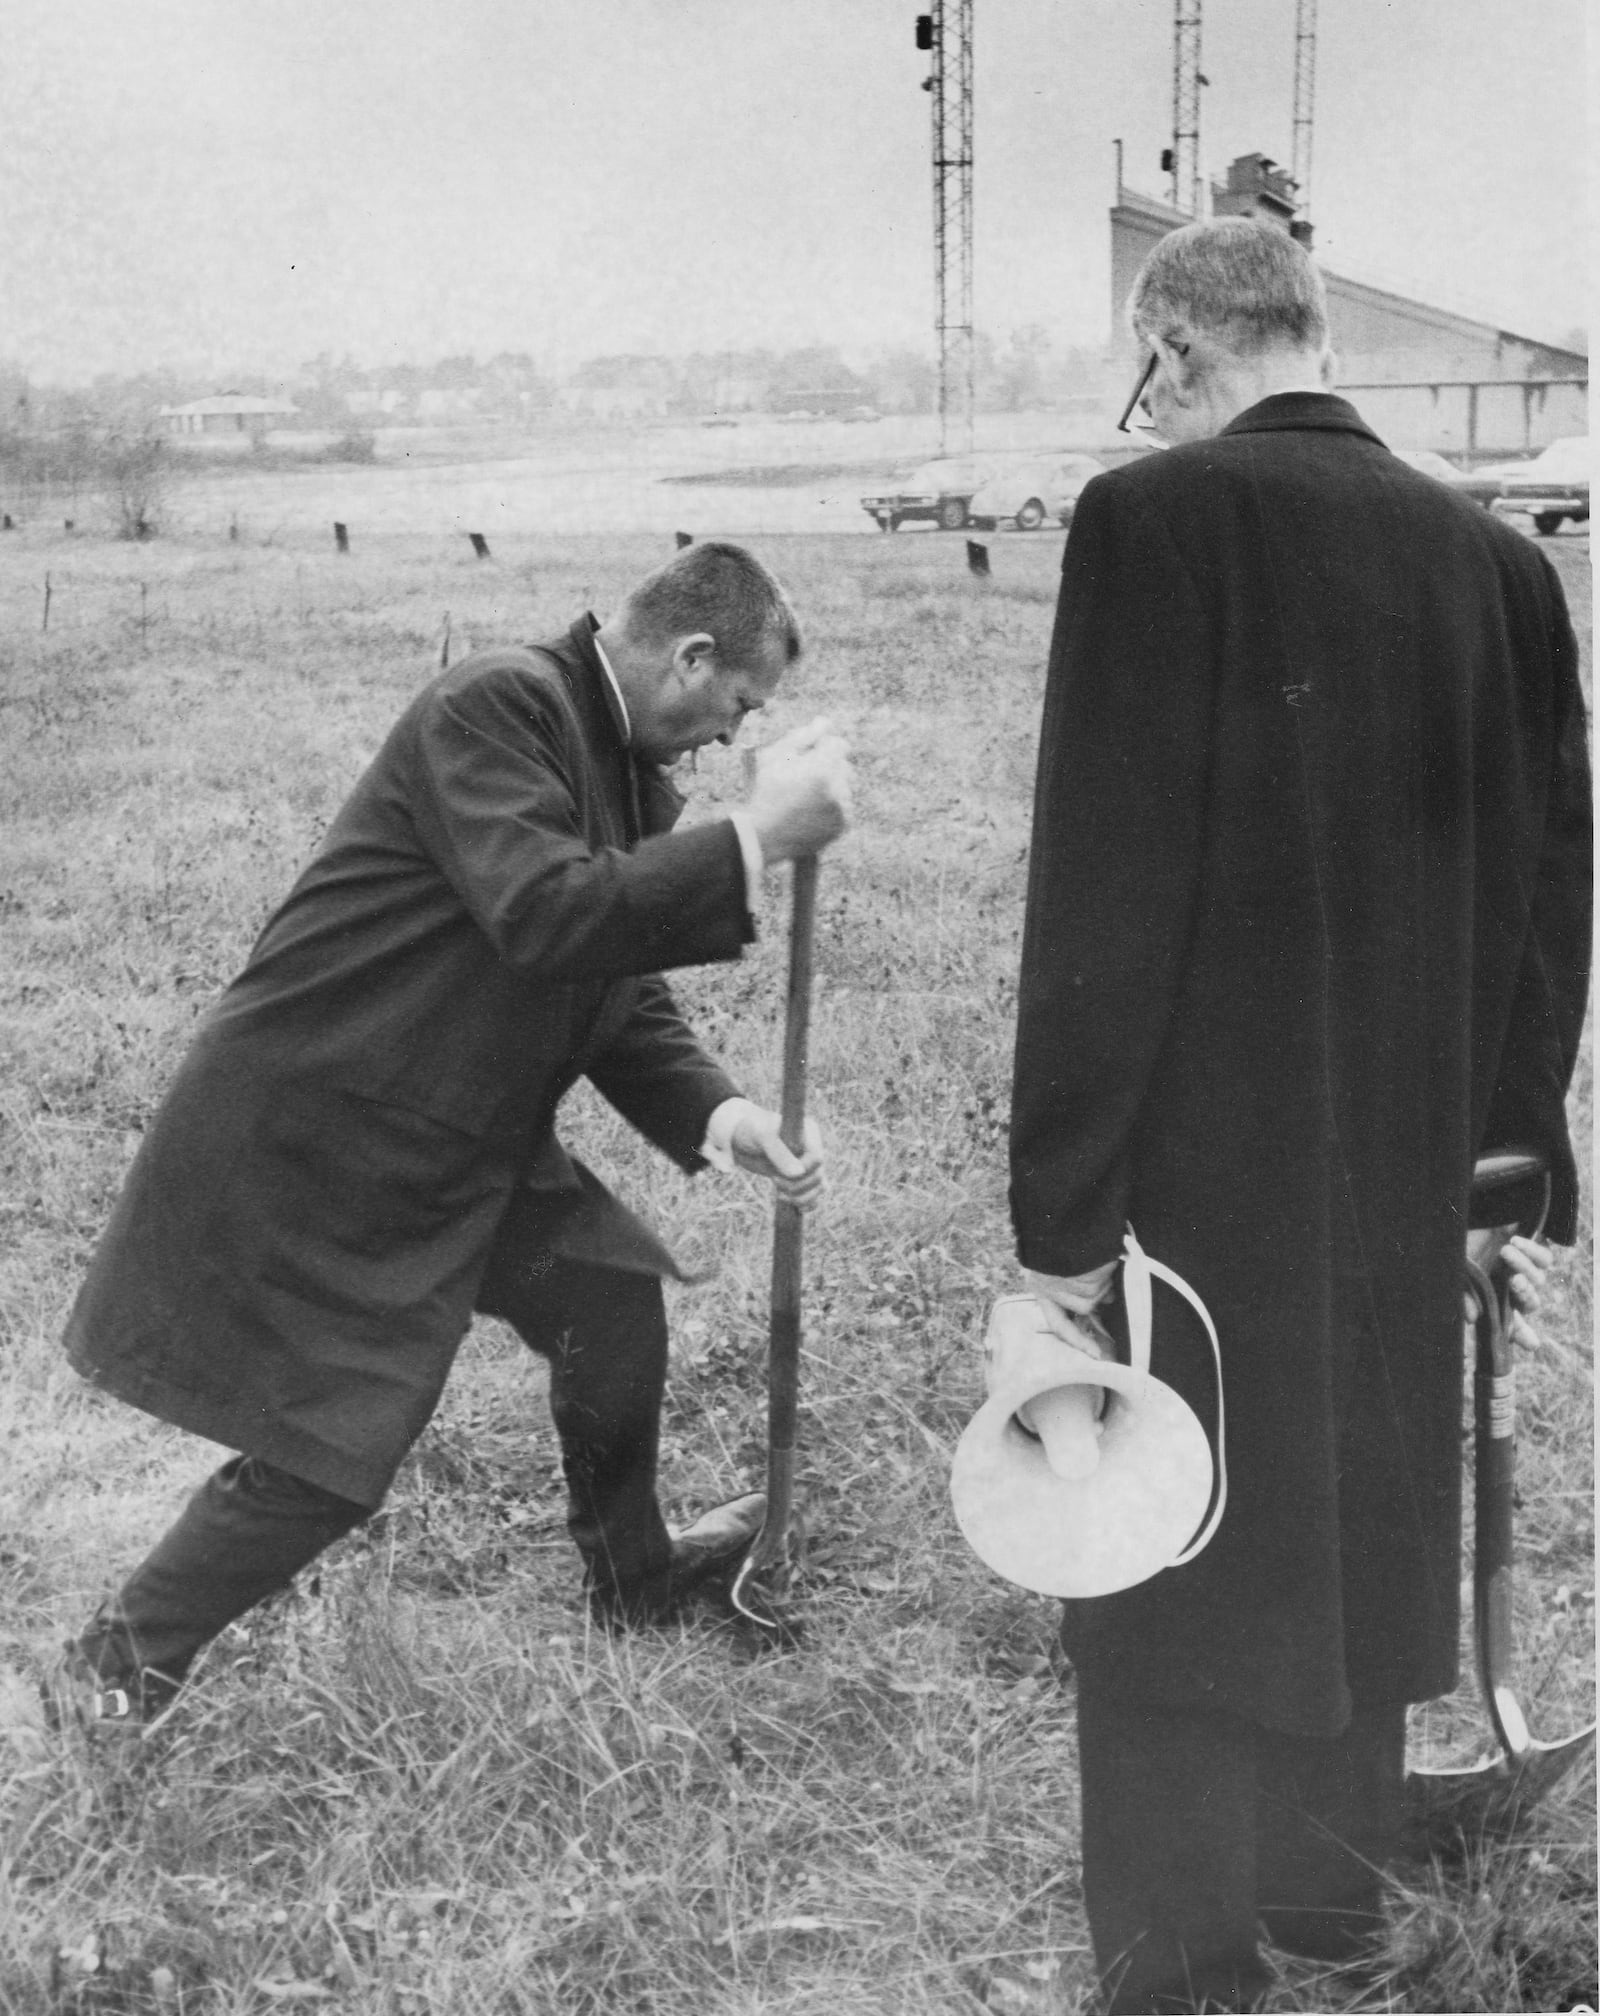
[
  {"xmin": 1129, "ymin": 218, "xmax": 1329, "ymax": 357},
  {"xmin": 621, "ymin": 541, "xmax": 802, "ymax": 668}
]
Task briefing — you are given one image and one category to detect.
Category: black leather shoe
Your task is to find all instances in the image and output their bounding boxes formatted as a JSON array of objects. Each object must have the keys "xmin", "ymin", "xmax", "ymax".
[
  {"xmin": 588, "ymin": 1494, "xmax": 767, "ymax": 1630},
  {"xmin": 1261, "ymin": 1903, "xmax": 1387, "ymax": 1967},
  {"xmin": 668, "ymin": 1492, "xmax": 766, "ymax": 1594}
]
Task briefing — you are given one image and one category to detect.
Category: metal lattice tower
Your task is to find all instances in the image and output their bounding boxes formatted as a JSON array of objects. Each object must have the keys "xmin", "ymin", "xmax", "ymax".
[
  {"xmin": 1291, "ymin": 0, "xmax": 1317, "ymax": 221},
  {"xmin": 922, "ymin": 1, "xmax": 974, "ymax": 456},
  {"xmin": 1171, "ymin": 0, "xmax": 1203, "ymax": 216}
]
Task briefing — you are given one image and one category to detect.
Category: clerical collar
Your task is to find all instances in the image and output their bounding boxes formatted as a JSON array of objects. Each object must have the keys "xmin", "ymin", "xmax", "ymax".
[{"xmin": 591, "ymin": 632, "xmax": 632, "ymax": 748}]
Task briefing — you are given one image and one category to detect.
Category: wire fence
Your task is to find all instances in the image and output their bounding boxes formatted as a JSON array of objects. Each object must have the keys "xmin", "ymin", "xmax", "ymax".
[
  {"xmin": 0, "ymin": 563, "xmax": 469, "ymax": 679},
  {"xmin": 0, "ymin": 572, "xmax": 177, "ymax": 644}
]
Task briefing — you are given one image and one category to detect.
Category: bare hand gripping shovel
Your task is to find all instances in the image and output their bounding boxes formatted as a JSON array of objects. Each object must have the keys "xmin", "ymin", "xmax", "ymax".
[
  {"xmin": 730, "ymin": 854, "xmax": 818, "ymax": 1641},
  {"xmin": 1406, "ymin": 1148, "xmax": 1596, "ymax": 1847}
]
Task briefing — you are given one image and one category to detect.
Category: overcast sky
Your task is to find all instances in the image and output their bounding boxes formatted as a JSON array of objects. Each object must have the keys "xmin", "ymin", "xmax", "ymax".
[{"xmin": 0, "ymin": 0, "xmax": 1588, "ymax": 385}]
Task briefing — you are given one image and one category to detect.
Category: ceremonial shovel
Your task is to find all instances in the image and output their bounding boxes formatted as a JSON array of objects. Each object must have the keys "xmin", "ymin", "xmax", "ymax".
[
  {"xmin": 729, "ymin": 853, "xmax": 818, "ymax": 1639},
  {"xmin": 1406, "ymin": 1149, "xmax": 1596, "ymax": 1846}
]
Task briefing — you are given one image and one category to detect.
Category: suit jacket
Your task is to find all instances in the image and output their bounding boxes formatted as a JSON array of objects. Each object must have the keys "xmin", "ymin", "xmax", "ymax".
[
  {"xmin": 66, "ymin": 617, "xmax": 752, "ymax": 1504},
  {"xmin": 1009, "ymin": 394, "xmax": 1591, "ymax": 1733}
]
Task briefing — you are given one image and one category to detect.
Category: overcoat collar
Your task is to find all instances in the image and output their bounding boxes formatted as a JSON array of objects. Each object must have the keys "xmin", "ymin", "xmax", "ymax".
[
  {"xmin": 556, "ymin": 614, "xmax": 686, "ymax": 841},
  {"xmin": 1220, "ymin": 390, "xmax": 1385, "ymax": 448},
  {"xmin": 565, "ymin": 612, "xmax": 632, "ymax": 751}
]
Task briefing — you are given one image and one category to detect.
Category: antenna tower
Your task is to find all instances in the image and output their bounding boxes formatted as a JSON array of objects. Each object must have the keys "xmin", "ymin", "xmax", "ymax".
[
  {"xmin": 918, "ymin": 3, "xmax": 974, "ymax": 456},
  {"xmin": 1171, "ymin": 0, "xmax": 1203, "ymax": 216},
  {"xmin": 1291, "ymin": 0, "xmax": 1317, "ymax": 222}
]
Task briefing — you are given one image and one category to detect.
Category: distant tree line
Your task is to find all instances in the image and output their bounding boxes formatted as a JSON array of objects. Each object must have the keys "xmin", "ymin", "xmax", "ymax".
[
  {"xmin": 285, "ymin": 334, "xmax": 1105, "ymax": 423},
  {"xmin": 0, "ymin": 374, "xmax": 173, "ymax": 536},
  {"xmin": 3, "ymin": 329, "xmax": 1107, "ymax": 440},
  {"xmin": 0, "ymin": 330, "xmax": 1111, "ymax": 533}
]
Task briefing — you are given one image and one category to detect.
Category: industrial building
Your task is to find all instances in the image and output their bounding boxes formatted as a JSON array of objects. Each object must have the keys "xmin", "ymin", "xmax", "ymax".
[{"xmin": 1111, "ymin": 154, "xmax": 1587, "ymax": 458}]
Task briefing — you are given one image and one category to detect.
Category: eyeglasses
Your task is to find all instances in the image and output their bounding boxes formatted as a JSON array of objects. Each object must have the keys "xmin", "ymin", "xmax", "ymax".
[{"xmin": 1117, "ymin": 349, "xmax": 1158, "ymax": 435}]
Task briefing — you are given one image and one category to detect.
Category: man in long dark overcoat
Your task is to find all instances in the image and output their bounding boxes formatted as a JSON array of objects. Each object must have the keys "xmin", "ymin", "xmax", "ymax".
[
  {"xmin": 61, "ymin": 540, "xmax": 852, "ymax": 1727},
  {"xmin": 1008, "ymin": 222, "xmax": 1591, "ymax": 2011}
]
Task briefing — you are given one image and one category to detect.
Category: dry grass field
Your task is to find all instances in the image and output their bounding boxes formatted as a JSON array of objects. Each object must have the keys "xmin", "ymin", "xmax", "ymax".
[{"xmin": 0, "ymin": 504, "xmax": 1592, "ymax": 2014}]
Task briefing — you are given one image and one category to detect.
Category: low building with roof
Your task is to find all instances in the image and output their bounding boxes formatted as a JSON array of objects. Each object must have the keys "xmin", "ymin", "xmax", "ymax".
[{"xmin": 158, "ymin": 393, "xmax": 299, "ymax": 442}]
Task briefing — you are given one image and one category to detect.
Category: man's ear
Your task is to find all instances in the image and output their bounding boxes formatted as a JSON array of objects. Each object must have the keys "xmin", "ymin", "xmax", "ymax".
[
  {"xmin": 1153, "ymin": 329, "xmax": 1198, "ymax": 393},
  {"xmin": 670, "ymin": 632, "xmax": 718, "ymax": 682}
]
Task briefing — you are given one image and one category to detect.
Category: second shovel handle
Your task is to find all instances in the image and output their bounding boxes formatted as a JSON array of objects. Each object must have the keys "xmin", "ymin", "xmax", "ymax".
[{"xmin": 1465, "ymin": 1152, "xmax": 1549, "ymax": 1743}]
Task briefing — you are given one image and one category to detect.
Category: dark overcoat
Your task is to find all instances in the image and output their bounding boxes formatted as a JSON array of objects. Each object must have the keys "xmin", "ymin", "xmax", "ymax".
[
  {"xmin": 1009, "ymin": 394, "xmax": 1591, "ymax": 1737},
  {"xmin": 67, "ymin": 618, "xmax": 751, "ymax": 1506}
]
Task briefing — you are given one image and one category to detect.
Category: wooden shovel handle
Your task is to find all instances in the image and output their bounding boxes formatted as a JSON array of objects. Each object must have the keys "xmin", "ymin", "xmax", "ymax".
[
  {"xmin": 768, "ymin": 855, "xmax": 817, "ymax": 1459},
  {"xmin": 779, "ymin": 855, "xmax": 818, "ymax": 1150}
]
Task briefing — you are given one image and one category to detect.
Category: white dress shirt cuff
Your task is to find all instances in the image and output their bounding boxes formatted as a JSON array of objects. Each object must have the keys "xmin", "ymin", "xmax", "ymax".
[
  {"xmin": 727, "ymin": 811, "xmax": 764, "ymax": 917},
  {"xmin": 700, "ymin": 1095, "xmax": 760, "ymax": 1172}
]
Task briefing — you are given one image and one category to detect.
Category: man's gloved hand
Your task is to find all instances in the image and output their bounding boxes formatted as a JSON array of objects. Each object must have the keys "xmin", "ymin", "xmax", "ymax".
[
  {"xmin": 704, "ymin": 1098, "xmax": 825, "ymax": 1209},
  {"xmin": 744, "ymin": 717, "xmax": 853, "ymax": 863}
]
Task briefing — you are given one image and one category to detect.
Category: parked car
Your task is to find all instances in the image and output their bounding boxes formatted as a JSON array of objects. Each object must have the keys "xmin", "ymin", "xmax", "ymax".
[
  {"xmin": 860, "ymin": 456, "xmax": 993, "ymax": 531},
  {"xmin": 1392, "ymin": 448, "xmax": 1466, "ymax": 484},
  {"xmin": 1391, "ymin": 446, "xmax": 1515, "ymax": 505},
  {"xmin": 966, "ymin": 454, "xmax": 1107, "ymax": 531},
  {"xmin": 1492, "ymin": 435, "xmax": 1589, "ymax": 535},
  {"xmin": 1439, "ymin": 455, "xmax": 1521, "ymax": 509},
  {"xmin": 1444, "ymin": 437, "xmax": 1591, "ymax": 525}
]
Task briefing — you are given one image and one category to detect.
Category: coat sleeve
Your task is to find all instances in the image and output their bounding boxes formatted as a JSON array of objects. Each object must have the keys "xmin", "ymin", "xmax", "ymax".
[
  {"xmin": 1479, "ymin": 568, "xmax": 1593, "ymax": 1244},
  {"xmin": 1009, "ymin": 478, "xmax": 1217, "ymax": 1274},
  {"xmin": 404, "ymin": 657, "xmax": 752, "ymax": 982},
  {"xmin": 587, "ymin": 976, "xmax": 742, "ymax": 1172}
]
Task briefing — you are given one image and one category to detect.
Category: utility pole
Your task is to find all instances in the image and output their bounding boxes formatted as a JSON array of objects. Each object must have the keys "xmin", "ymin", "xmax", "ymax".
[
  {"xmin": 918, "ymin": 3, "xmax": 974, "ymax": 456},
  {"xmin": 1290, "ymin": 0, "xmax": 1317, "ymax": 234},
  {"xmin": 1171, "ymin": 0, "xmax": 1203, "ymax": 217}
]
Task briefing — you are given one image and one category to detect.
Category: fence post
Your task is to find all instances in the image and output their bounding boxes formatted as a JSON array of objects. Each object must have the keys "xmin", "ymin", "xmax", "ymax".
[
  {"xmin": 334, "ymin": 522, "xmax": 349, "ymax": 554},
  {"xmin": 41, "ymin": 572, "xmax": 51, "ymax": 632}
]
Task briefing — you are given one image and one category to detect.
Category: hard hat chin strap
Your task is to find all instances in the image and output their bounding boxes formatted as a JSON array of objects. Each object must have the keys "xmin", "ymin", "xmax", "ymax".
[{"xmin": 1121, "ymin": 1224, "xmax": 1228, "ymax": 1562}]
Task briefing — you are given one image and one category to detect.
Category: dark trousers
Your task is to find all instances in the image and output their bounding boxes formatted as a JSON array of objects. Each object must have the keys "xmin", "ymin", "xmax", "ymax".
[
  {"xmin": 476, "ymin": 1246, "xmax": 674, "ymax": 1619},
  {"xmin": 1076, "ymin": 1680, "xmax": 1407, "ymax": 2014},
  {"xmin": 78, "ymin": 1253, "xmax": 672, "ymax": 1693}
]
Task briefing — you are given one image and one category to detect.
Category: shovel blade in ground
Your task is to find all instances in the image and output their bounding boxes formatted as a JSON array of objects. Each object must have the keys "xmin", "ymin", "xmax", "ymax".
[
  {"xmin": 729, "ymin": 1447, "xmax": 802, "ymax": 1643},
  {"xmin": 1405, "ymin": 1151, "xmax": 1595, "ymax": 1849},
  {"xmin": 1408, "ymin": 1722, "xmax": 1596, "ymax": 1845}
]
